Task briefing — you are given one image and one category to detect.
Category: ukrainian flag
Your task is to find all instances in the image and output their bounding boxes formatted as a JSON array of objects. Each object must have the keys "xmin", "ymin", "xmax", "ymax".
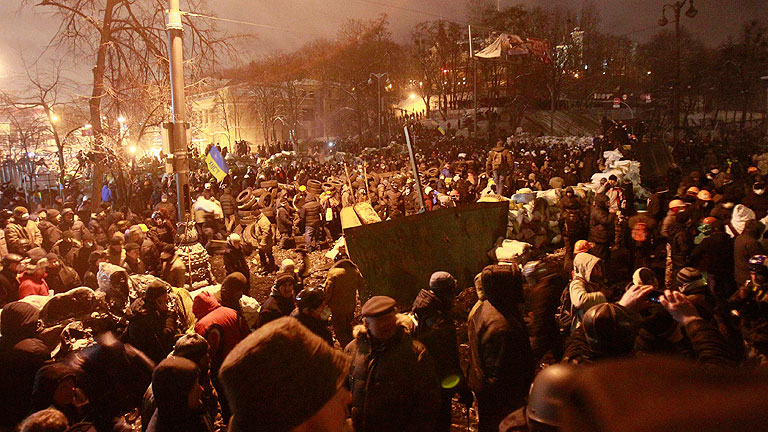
[
  {"xmin": 205, "ymin": 146, "xmax": 229, "ymax": 182},
  {"xmin": 437, "ymin": 125, "xmax": 446, "ymax": 135}
]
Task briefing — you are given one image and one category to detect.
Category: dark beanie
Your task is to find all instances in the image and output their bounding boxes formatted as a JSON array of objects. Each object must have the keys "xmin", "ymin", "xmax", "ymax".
[
  {"xmin": 145, "ymin": 280, "xmax": 168, "ymax": 303},
  {"xmin": 429, "ymin": 271, "xmax": 456, "ymax": 293},
  {"xmin": 219, "ymin": 317, "xmax": 351, "ymax": 432},
  {"xmin": 676, "ymin": 267, "xmax": 706, "ymax": 292},
  {"xmin": 152, "ymin": 357, "xmax": 199, "ymax": 418},
  {"xmin": 221, "ymin": 272, "xmax": 248, "ymax": 297}
]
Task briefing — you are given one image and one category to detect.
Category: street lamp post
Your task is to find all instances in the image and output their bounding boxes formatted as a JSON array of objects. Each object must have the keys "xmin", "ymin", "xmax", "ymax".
[
  {"xmin": 762, "ymin": 76, "xmax": 768, "ymax": 138},
  {"xmin": 369, "ymin": 72, "xmax": 389, "ymax": 149},
  {"xmin": 659, "ymin": 0, "xmax": 698, "ymax": 147}
]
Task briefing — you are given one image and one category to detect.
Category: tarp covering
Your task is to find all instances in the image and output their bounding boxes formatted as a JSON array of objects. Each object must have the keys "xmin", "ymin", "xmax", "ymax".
[
  {"xmin": 344, "ymin": 202, "xmax": 508, "ymax": 305},
  {"xmin": 475, "ymin": 34, "xmax": 528, "ymax": 58}
]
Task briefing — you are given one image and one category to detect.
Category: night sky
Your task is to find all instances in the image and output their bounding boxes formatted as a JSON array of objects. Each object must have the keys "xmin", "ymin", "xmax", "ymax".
[{"xmin": 0, "ymin": 0, "xmax": 765, "ymax": 86}]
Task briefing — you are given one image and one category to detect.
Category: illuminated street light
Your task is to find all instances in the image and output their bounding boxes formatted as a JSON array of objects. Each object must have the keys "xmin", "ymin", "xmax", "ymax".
[
  {"xmin": 128, "ymin": 145, "xmax": 137, "ymax": 154},
  {"xmin": 410, "ymin": 93, "xmax": 416, "ymax": 100},
  {"xmin": 117, "ymin": 115, "xmax": 126, "ymax": 124},
  {"xmin": 50, "ymin": 114, "xmax": 59, "ymax": 123},
  {"xmin": 84, "ymin": 123, "xmax": 92, "ymax": 129}
]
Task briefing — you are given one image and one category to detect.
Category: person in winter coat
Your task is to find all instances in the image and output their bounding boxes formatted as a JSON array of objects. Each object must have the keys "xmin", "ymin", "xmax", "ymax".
[
  {"xmin": 691, "ymin": 218, "xmax": 736, "ymax": 298},
  {"xmin": 150, "ymin": 211, "xmax": 176, "ymax": 250},
  {"xmin": 160, "ymin": 245, "xmax": 187, "ymax": 288},
  {"xmin": 742, "ymin": 181, "xmax": 768, "ymax": 220},
  {"xmin": 123, "ymin": 242, "xmax": 147, "ymax": 274},
  {"xmin": 468, "ymin": 266, "xmax": 534, "ymax": 432},
  {"xmin": 146, "ymin": 357, "xmax": 213, "ymax": 432},
  {"xmin": 0, "ymin": 253, "xmax": 23, "ymax": 307},
  {"xmin": 560, "ymin": 187, "xmax": 587, "ymax": 271},
  {"xmin": 5, "ymin": 206, "xmax": 42, "ymax": 254},
  {"xmin": 59, "ymin": 208, "xmax": 89, "ymax": 241},
  {"xmin": 126, "ymin": 281, "xmax": 182, "ymax": 363},
  {"xmin": 666, "ymin": 208, "xmax": 695, "ymax": 289},
  {"xmin": 291, "ymin": 288, "xmax": 334, "ymax": 346},
  {"xmin": 223, "ymin": 234, "xmax": 251, "ymax": 284},
  {"xmin": 588, "ymin": 194, "xmax": 613, "ymax": 261},
  {"xmin": 734, "ymin": 220, "xmax": 765, "ymax": 287},
  {"xmin": 486, "ymin": 141, "xmax": 514, "ymax": 196},
  {"xmin": 257, "ymin": 273, "xmax": 296, "ymax": 328},
  {"xmin": 253, "ymin": 209, "xmax": 277, "ymax": 273},
  {"xmin": 50, "ymin": 230, "xmax": 81, "ymax": 268},
  {"xmin": 126, "ymin": 225, "xmax": 160, "ymax": 275},
  {"xmin": 324, "ymin": 258, "xmax": 365, "ymax": 347},
  {"xmin": 38, "ymin": 208, "xmax": 62, "ymax": 251},
  {"xmin": 30, "ymin": 363, "xmax": 85, "ymax": 426},
  {"xmin": 729, "ymin": 255, "xmax": 768, "ymax": 362},
  {"xmin": 141, "ymin": 334, "xmax": 225, "ymax": 432},
  {"xmin": 45, "ymin": 253, "xmax": 81, "ymax": 294},
  {"xmin": 300, "ymin": 194, "xmax": 324, "ymax": 252},
  {"xmin": 345, "ymin": 296, "xmax": 440, "ymax": 432},
  {"xmin": 276, "ymin": 199, "xmax": 294, "ymax": 249},
  {"xmin": 569, "ymin": 253, "xmax": 609, "ymax": 332},
  {"xmin": 219, "ymin": 187, "xmax": 237, "ymax": 232},
  {"xmin": 411, "ymin": 272, "xmax": 473, "ymax": 432},
  {"xmin": 522, "ymin": 260, "xmax": 567, "ymax": 364},
  {"xmin": 18, "ymin": 254, "xmax": 51, "ymax": 299},
  {"xmin": 73, "ymin": 332, "xmax": 154, "ymax": 432},
  {"xmin": 0, "ymin": 302, "xmax": 51, "ymax": 429},
  {"xmin": 193, "ymin": 291, "xmax": 249, "ymax": 378}
]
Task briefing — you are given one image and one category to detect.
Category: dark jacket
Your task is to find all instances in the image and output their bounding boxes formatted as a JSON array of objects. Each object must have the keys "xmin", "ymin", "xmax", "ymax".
[
  {"xmin": 668, "ymin": 212, "xmax": 694, "ymax": 268},
  {"xmin": 588, "ymin": 194, "xmax": 613, "ymax": 244},
  {"xmin": 146, "ymin": 357, "xmax": 214, "ymax": 432},
  {"xmin": 467, "ymin": 298, "xmax": 534, "ymax": 411},
  {"xmin": 223, "ymin": 246, "xmax": 251, "ymax": 283},
  {"xmin": 38, "ymin": 219, "xmax": 62, "ymax": 251},
  {"xmin": 733, "ymin": 221, "xmax": 765, "ymax": 286},
  {"xmin": 742, "ymin": 191, "xmax": 768, "ymax": 220},
  {"xmin": 47, "ymin": 264, "xmax": 82, "ymax": 294},
  {"xmin": 256, "ymin": 289, "xmax": 295, "ymax": 328},
  {"xmin": 126, "ymin": 298, "xmax": 180, "ymax": 363},
  {"xmin": 0, "ymin": 267, "xmax": 20, "ymax": 307},
  {"xmin": 299, "ymin": 196, "xmax": 323, "ymax": 227},
  {"xmin": 345, "ymin": 325, "xmax": 440, "ymax": 432},
  {"xmin": 219, "ymin": 192, "xmax": 236, "ymax": 217},
  {"xmin": 276, "ymin": 205, "xmax": 293, "ymax": 235},
  {"xmin": 691, "ymin": 230, "xmax": 734, "ymax": 288},
  {"xmin": 0, "ymin": 302, "xmax": 51, "ymax": 428}
]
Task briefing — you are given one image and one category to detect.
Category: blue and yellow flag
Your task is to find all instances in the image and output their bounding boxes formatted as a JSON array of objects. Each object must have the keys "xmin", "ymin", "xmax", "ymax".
[
  {"xmin": 437, "ymin": 125, "xmax": 446, "ymax": 135},
  {"xmin": 205, "ymin": 146, "xmax": 229, "ymax": 182}
]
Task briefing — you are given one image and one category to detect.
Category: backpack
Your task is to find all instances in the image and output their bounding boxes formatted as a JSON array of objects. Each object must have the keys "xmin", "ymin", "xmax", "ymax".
[
  {"xmin": 490, "ymin": 150, "xmax": 507, "ymax": 171},
  {"xmin": 631, "ymin": 221, "xmax": 650, "ymax": 242}
]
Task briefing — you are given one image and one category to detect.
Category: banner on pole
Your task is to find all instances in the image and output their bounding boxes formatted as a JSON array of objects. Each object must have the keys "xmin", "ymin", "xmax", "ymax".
[{"xmin": 205, "ymin": 146, "xmax": 229, "ymax": 181}]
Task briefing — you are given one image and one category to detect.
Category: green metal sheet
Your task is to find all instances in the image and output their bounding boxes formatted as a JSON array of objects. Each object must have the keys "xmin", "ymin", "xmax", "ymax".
[{"xmin": 343, "ymin": 202, "xmax": 508, "ymax": 305}]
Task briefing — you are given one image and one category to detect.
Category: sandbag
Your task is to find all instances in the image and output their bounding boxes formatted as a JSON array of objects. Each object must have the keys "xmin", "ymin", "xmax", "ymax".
[{"xmin": 39, "ymin": 287, "xmax": 100, "ymax": 326}]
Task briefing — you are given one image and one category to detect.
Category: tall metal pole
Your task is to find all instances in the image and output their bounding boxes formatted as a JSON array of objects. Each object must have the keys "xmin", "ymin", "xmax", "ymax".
[
  {"xmin": 167, "ymin": 0, "xmax": 191, "ymax": 223},
  {"xmin": 377, "ymin": 76, "xmax": 382, "ymax": 148},
  {"xmin": 404, "ymin": 126, "xmax": 425, "ymax": 212},
  {"xmin": 469, "ymin": 25, "xmax": 478, "ymax": 137},
  {"xmin": 673, "ymin": 4, "xmax": 681, "ymax": 147},
  {"xmin": 762, "ymin": 76, "xmax": 768, "ymax": 138}
]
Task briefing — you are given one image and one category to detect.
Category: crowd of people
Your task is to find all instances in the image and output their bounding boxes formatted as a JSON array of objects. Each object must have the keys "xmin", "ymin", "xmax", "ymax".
[{"xmin": 1, "ymin": 123, "xmax": 768, "ymax": 432}]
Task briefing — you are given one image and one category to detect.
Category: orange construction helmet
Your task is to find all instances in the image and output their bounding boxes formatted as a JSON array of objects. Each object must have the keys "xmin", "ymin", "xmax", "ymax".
[
  {"xmin": 697, "ymin": 190, "xmax": 712, "ymax": 201},
  {"xmin": 574, "ymin": 240, "xmax": 595, "ymax": 255}
]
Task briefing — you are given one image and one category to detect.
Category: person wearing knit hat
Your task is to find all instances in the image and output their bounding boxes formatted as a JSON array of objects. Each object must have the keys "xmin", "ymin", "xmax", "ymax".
[
  {"xmin": 148, "ymin": 357, "xmax": 210, "ymax": 432},
  {"xmin": 223, "ymin": 233, "xmax": 251, "ymax": 286},
  {"xmin": 256, "ymin": 273, "xmax": 296, "ymax": 328},
  {"xmin": 346, "ymin": 296, "xmax": 441, "ymax": 431},
  {"xmin": 126, "ymin": 280, "xmax": 181, "ymax": 364},
  {"xmin": 5, "ymin": 206, "xmax": 42, "ymax": 255},
  {"xmin": 17, "ymin": 252, "xmax": 50, "ymax": 299},
  {"xmin": 676, "ymin": 267, "xmax": 707, "ymax": 293},
  {"xmin": 220, "ymin": 272, "xmax": 249, "ymax": 313},
  {"xmin": 219, "ymin": 317, "xmax": 352, "ymax": 432},
  {"xmin": 122, "ymin": 242, "xmax": 145, "ymax": 275}
]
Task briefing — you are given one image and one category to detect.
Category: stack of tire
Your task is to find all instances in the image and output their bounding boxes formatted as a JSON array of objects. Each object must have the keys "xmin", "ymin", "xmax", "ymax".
[
  {"xmin": 306, "ymin": 179, "xmax": 323, "ymax": 196},
  {"xmin": 234, "ymin": 181, "xmax": 279, "ymax": 248}
]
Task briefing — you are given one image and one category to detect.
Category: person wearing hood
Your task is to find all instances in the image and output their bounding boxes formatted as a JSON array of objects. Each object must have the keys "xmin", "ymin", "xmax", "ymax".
[
  {"xmin": 734, "ymin": 220, "xmax": 765, "ymax": 287},
  {"xmin": 6, "ymin": 206, "xmax": 42, "ymax": 254},
  {"xmin": 59, "ymin": 208, "xmax": 89, "ymax": 241},
  {"xmin": 411, "ymin": 271, "xmax": 473, "ymax": 432},
  {"xmin": 0, "ymin": 302, "xmax": 51, "ymax": 429},
  {"xmin": 126, "ymin": 281, "xmax": 182, "ymax": 363},
  {"xmin": 74, "ymin": 232, "xmax": 99, "ymax": 279},
  {"xmin": 291, "ymin": 288, "xmax": 334, "ymax": 346},
  {"xmin": 742, "ymin": 180, "xmax": 768, "ymax": 220},
  {"xmin": 220, "ymin": 272, "xmax": 249, "ymax": 318},
  {"xmin": 0, "ymin": 253, "xmax": 24, "ymax": 307},
  {"xmin": 486, "ymin": 140, "xmax": 514, "ymax": 197},
  {"xmin": 729, "ymin": 255, "xmax": 768, "ymax": 362},
  {"xmin": 107, "ymin": 234, "xmax": 125, "ymax": 266},
  {"xmin": 45, "ymin": 253, "xmax": 81, "ymax": 295},
  {"xmin": 588, "ymin": 193, "xmax": 613, "ymax": 261},
  {"xmin": 468, "ymin": 265, "xmax": 534, "ymax": 432},
  {"xmin": 324, "ymin": 258, "xmax": 364, "ymax": 347},
  {"xmin": 568, "ymin": 252, "xmax": 609, "ymax": 331},
  {"xmin": 345, "ymin": 296, "xmax": 440, "ymax": 432},
  {"xmin": 256, "ymin": 273, "xmax": 296, "ymax": 328},
  {"xmin": 193, "ymin": 291, "xmax": 249, "ymax": 379},
  {"xmin": 300, "ymin": 193, "xmax": 324, "ymax": 253},
  {"xmin": 146, "ymin": 357, "xmax": 213, "ymax": 432},
  {"xmin": 18, "ymin": 252, "xmax": 51, "ymax": 299}
]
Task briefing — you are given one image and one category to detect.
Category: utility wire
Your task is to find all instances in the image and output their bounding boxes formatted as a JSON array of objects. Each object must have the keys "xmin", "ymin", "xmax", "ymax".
[{"xmin": 179, "ymin": 10, "xmax": 303, "ymax": 35}]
